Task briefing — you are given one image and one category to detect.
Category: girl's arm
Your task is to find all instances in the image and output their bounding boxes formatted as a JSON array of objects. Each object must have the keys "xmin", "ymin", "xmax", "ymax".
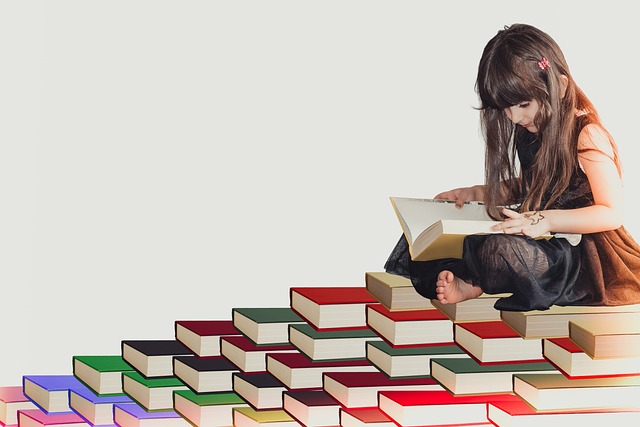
[
  {"xmin": 434, "ymin": 185, "xmax": 486, "ymax": 207},
  {"xmin": 495, "ymin": 124, "xmax": 624, "ymax": 237}
]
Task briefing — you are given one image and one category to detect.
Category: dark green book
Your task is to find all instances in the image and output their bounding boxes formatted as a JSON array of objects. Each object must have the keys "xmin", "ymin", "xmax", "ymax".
[
  {"xmin": 430, "ymin": 357, "xmax": 557, "ymax": 395},
  {"xmin": 231, "ymin": 307, "xmax": 305, "ymax": 345},
  {"xmin": 173, "ymin": 389, "xmax": 248, "ymax": 427},
  {"xmin": 366, "ymin": 341, "xmax": 468, "ymax": 378},
  {"xmin": 121, "ymin": 371, "xmax": 187, "ymax": 411},
  {"xmin": 288, "ymin": 323, "xmax": 381, "ymax": 361},
  {"xmin": 73, "ymin": 355, "xmax": 134, "ymax": 395}
]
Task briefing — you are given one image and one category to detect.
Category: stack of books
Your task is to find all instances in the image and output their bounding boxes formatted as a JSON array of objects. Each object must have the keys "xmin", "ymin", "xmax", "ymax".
[{"xmin": 4, "ymin": 272, "xmax": 640, "ymax": 427}]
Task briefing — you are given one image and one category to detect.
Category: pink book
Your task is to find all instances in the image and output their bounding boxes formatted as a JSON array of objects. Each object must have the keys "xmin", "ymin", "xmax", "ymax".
[
  {"xmin": 17, "ymin": 410, "xmax": 88, "ymax": 427},
  {"xmin": 0, "ymin": 386, "xmax": 36, "ymax": 426}
]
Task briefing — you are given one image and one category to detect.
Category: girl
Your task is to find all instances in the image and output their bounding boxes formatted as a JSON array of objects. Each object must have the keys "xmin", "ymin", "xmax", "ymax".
[{"xmin": 385, "ymin": 23, "xmax": 640, "ymax": 311}]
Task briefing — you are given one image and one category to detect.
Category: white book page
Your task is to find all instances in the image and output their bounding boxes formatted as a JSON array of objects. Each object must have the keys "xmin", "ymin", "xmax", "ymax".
[{"xmin": 390, "ymin": 197, "xmax": 492, "ymax": 243}]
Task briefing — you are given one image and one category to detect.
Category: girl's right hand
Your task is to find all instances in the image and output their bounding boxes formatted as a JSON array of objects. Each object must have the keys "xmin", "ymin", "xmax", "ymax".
[{"xmin": 434, "ymin": 185, "xmax": 485, "ymax": 208}]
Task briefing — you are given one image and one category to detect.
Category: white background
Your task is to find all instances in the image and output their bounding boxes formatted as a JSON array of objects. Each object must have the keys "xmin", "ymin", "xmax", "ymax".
[{"xmin": 1, "ymin": 1, "xmax": 639, "ymax": 385}]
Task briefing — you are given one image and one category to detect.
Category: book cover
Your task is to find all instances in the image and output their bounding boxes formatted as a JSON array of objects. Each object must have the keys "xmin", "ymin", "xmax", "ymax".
[
  {"xmin": 568, "ymin": 317, "xmax": 640, "ymax": 359},
  {"xmin": 454, "ymin": 320, "xmax": 544, "ymax": 363},
  {"xmin": 488, "ymin": 398, "xmax": 640, "ymax": 426},
  {"xmin": 364, "ymin": 272, "xmax": 434, "ymax": 311},
  {"xmin": 543, "ymin": 337, "xmax": 640, "ymax": 378},
  {"xmin": 288, "ymin": 323, "xmax": 381, "ymax": 361},
  {"xmin": 174, "ymin": 320, "xmax": 241, "ymax": 357},
  {"xmin": 173, "ymin": 389, "xmax": 248, "ymax": 427},
  {"xmin": 220, "ymin": 335, "xmax": 298, "ymax": 373},
  {"xmin": 389, "ymin": 197, "xmax": 500, "ymax": 261},
  {"xmin": 232, "ymin": 407, "xmax": 298, "ymax": 427},
  {"xmin": 232, "ymin": 373, "xmax": 287, "ymax": 411},
  {"xmin": 378, "ymin": 390, "xmax": 520, "ymax": 427},
  {"xmin": 0, "ymin": 386, "xmax": 37, "ymax": 426},
  {"xmin": 430, "ymin": 357, "xmax": 557, "ymax": 395},
  {"xmin": 121, "ymin": 340, "xmax": 192, "ymax": 378},
  {"xmin": 282, "ymin": 390, "xmax": 340, "ymax": 427},
  {"xmin": 231, "ymin": 307, "xmax": 305, "ymax": 345},
  {"xmin": 500, "ymin": 305, "xmax": 640, "ymax": 339},
  {"xmin": 72, "ymin": 355, "xmax": 134, "ymax": 395},
  {"xmin": 113, "ymin": 403, "xmax": 189, "ymax": 427},
  {"xmin": 366, "ymin": 304, "xmax": 453, "ymax": 346},
  {"xmin": 289, "ymin": 286, "xmax": 377, "ymax": 330},
  {"xmin": 323, "ymin": 371, "xmax": 443, "ymax": 408},
  {"xmin": 366, "ymin": 340, "xmax": 468, "ymax": 378},
  {"xmin": 513, "ymin": 372, "xmax": 640, "ymax": 411},
  {"xmin": 17, "ymin": 409, "xmax": 88, "ymax": 427},
  {"xmin": 121, "ymin": 371, "xmax": 187, "ymax": 411},
  {"xmin": 266, "ymin": 352, "xmax": 376, "ymax": 389},
  {"xmin": 22, "ymin": 375, "xmax": 90, "ymax": 414},
  {"xmin": 338, "ymin": 407, "xmax": 395, "ymax": 427},
  {"xmin": 68, "ymin": 387, "xmax": 131, "ymax": 426},
  {"xmin": 172, "ymin": 355, "xmax": 239, "ymax": 393},
  {"xmin": 431, "ymin": 293, "xmax": 504, "ymax": 322}
]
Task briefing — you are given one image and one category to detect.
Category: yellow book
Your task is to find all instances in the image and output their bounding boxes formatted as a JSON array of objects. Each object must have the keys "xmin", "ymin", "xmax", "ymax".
[
  {"xmin": 364, "ymin": 272, "xmax": 434, "ymax": 311},
  {"xmin": 232, "ymin": 407, "xmax": 297, "ymax": 427},
  {"xmin": 390, "ymin": 197, "xmax": 498, "ymax": 261},
  {"xmin": 569, "ymin": 316, "xmax": 640, "ymax": 359}
]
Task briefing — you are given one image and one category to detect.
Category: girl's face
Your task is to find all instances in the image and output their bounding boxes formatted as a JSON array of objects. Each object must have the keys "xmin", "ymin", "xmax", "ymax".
[{"xmin": 504, "ymin": 99, "xmax": 540, "ymax": 133}]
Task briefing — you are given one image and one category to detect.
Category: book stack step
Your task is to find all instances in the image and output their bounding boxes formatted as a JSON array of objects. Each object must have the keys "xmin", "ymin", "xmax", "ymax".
[{"xmin": 5, "ymin": 273, "xmax": 640, "ymax": 427}]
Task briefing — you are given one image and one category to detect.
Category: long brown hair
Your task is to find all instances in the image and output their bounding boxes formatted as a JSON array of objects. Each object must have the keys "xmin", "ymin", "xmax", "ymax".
[{"xmin": 475, "ymin": 24, "xmax": 619, "ymax": 219}]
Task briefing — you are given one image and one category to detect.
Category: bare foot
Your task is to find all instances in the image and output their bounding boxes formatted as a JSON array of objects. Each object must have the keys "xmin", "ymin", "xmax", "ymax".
[{"xmin": 435, "ymin": 270, "xmax": 483, "ymax": 304}]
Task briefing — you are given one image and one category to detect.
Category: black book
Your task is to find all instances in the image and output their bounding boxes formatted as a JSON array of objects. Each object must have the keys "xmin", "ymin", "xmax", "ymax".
[{"xmin": 121, "ymin": 340, "xmax": 192, "ymax": 377}]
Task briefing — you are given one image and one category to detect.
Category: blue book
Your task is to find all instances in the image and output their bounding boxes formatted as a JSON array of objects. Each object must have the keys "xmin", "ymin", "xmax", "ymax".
[
  {"xmin": 22, "ymin": 375, "xmax": 90, "ymax": 414},
  {"xmin": 69, "ymin": 387, "xmax": 132, "ymax": 426},
  {"xmin": 113, "ymin": 403, "xmax": 190, "ymax": 427}
]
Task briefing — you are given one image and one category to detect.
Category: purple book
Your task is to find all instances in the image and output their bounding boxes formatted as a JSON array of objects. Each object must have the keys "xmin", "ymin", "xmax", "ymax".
[{"xmin": 22, "ymin": 375, "xmax": 90, "ymax": 414}]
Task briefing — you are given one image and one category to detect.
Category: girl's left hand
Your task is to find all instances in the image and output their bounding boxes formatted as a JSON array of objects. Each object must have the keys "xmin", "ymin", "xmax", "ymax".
[{"xmin": 491, "ymin": 208, "xmax": 550, "ymax": 238}]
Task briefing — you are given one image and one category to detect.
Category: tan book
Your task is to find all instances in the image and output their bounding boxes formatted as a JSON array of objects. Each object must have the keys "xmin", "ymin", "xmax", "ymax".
[
  {"xmin": 569, "ymin": 316, "xmax": 640, "ymax": 359},
  {"xmin": 232, "ymin": 407, "xmax": 298, "ymax": 427},
  {"xmin": 364, "ymin": 272, "xmax": 434, "ymax": 311},
  {"xmin": 501, "ymin": 305, "xmax": 640, "ymax": 339},
  {"xmin": 513, "ymin": 372, "xmax": 640, "ymax": 411},
  {"xmin": 431, "ymin": 293, "xmax": 506, "ymax": 322}
]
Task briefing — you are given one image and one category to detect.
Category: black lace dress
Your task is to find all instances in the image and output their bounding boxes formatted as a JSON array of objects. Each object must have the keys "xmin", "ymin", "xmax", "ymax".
[{"xmin": 385, "ymin": 125, "xmax": 640, "ymax": 311}]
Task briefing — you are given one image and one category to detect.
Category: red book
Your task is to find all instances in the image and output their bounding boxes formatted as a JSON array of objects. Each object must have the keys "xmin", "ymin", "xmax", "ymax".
[
  {"xmin": 454, "ymin": 320, "xmax": 544, "ymax": 364},
  {"xmin": 339, "ymin": 407, "xmax": 395, "ymax": 427},
  {"xmin": 488, "ymin": 398, "xmax": 640, "ymax": 426},
  {"xmin": 266, "ymin": 352, "xmax": 377, "ymax": 389},
  {"xmin": 378, "ymin": 390, "xmax": 520, "ymax": 426},
  {"xmin": 282, "ymin": 390, "xmax": 341, "ymax": 426},
  {"xmin": 366, "ymin": 304, "xmax": 453, "ymax": 346},
  {"xmin": 543, "ymin": 337, "xmax": 640, "ymax": 378},
  {"xmin": 220, "ymin": 335, "xmax": 298, "ymax": 373},
  {"xmin": 174, "ymin": 320, "xmax": 241, "ymax": 357},
  {"xmin": 17, "ymin": 410, "xmax": 88, "ymax": 427},
  {"xmin": 290, "ymin": 287, "xmax": 378, "ymax": 330},
  {"xmin": 323, "ymin": 371, "xmax": 442, "ymax": 408},
  {"xmin": 0, "ymin": 387, "xmax": 37, "ymax": 426}
]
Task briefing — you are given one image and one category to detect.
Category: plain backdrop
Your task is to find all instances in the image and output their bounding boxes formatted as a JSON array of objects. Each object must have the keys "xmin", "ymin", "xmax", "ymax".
[{"xmin": 1, "ymin": 1, "xmax": 639, "ymax": 385}]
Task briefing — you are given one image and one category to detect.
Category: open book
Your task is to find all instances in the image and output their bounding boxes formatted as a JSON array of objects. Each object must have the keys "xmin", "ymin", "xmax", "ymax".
[{"xmin": 389, "ymin": 196, "xmax": 501, "ymax": 261}]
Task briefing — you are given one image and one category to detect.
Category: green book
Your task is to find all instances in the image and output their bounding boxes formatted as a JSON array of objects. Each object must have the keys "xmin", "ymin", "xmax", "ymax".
[
  {"xmin": 73, "ymin": 355, "xmax": 134, "ymax": 395},
  {"xmin": 366, "ymin": 341, "xmax": 468, "ymax": 378},
  {"xmin": 122, "ymin": 371, "xmax": 187, "ymax": 411},
  {"xmin": 173, "ymin": 389, "xmax": 248, "ymax": 427},
  {"xmin": 232, "ymin": 307, "xmax": 305, "ymax": 345},
  {"xmin": 430, "ymin": 357, "xmax": 557, "ymax": 395},
  {"xmin": 288, "ymin": 324, "xmax": 381, "ymax": 361}
]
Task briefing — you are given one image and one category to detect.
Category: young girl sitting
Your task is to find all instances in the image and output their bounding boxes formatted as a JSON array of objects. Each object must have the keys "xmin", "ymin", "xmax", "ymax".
[{"xmin": 385, "ymin": 23, "xmax": 640, "ymax": 311}]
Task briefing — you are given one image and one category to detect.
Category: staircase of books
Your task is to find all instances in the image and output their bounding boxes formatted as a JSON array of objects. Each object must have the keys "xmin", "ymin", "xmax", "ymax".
[{"xmin": 2, "ymin": 272, "xmax": 640, "ymax": 427}]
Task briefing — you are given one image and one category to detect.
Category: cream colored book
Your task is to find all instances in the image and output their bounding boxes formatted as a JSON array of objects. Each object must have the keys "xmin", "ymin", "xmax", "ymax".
[
  {"xmin": 513, "ymin": 372, "xmax": 640, "ymax": 411},
  {"xmin": 501, "ymin": 305, "xmax": 640, "ymax": 339},
  {"xmin": 431, "ymin": 293, "xmax": 508, "ymax": 322},
  {"xmin": 569, "ymin": 316, "xmax": 640, "ymax": 359},
  {"xmin": 364, "ymin": 272, "xmax": 434, "ymax": 311},
  {"xmin": 390, "ymin": 197, "xmax": 499, "ymax": 261}
]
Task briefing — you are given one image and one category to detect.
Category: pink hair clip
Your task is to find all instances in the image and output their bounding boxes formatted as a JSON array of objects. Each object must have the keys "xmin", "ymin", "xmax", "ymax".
[{"xmin": 538, "ymin": 57, "xmax": 550, "ymax": 70}]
